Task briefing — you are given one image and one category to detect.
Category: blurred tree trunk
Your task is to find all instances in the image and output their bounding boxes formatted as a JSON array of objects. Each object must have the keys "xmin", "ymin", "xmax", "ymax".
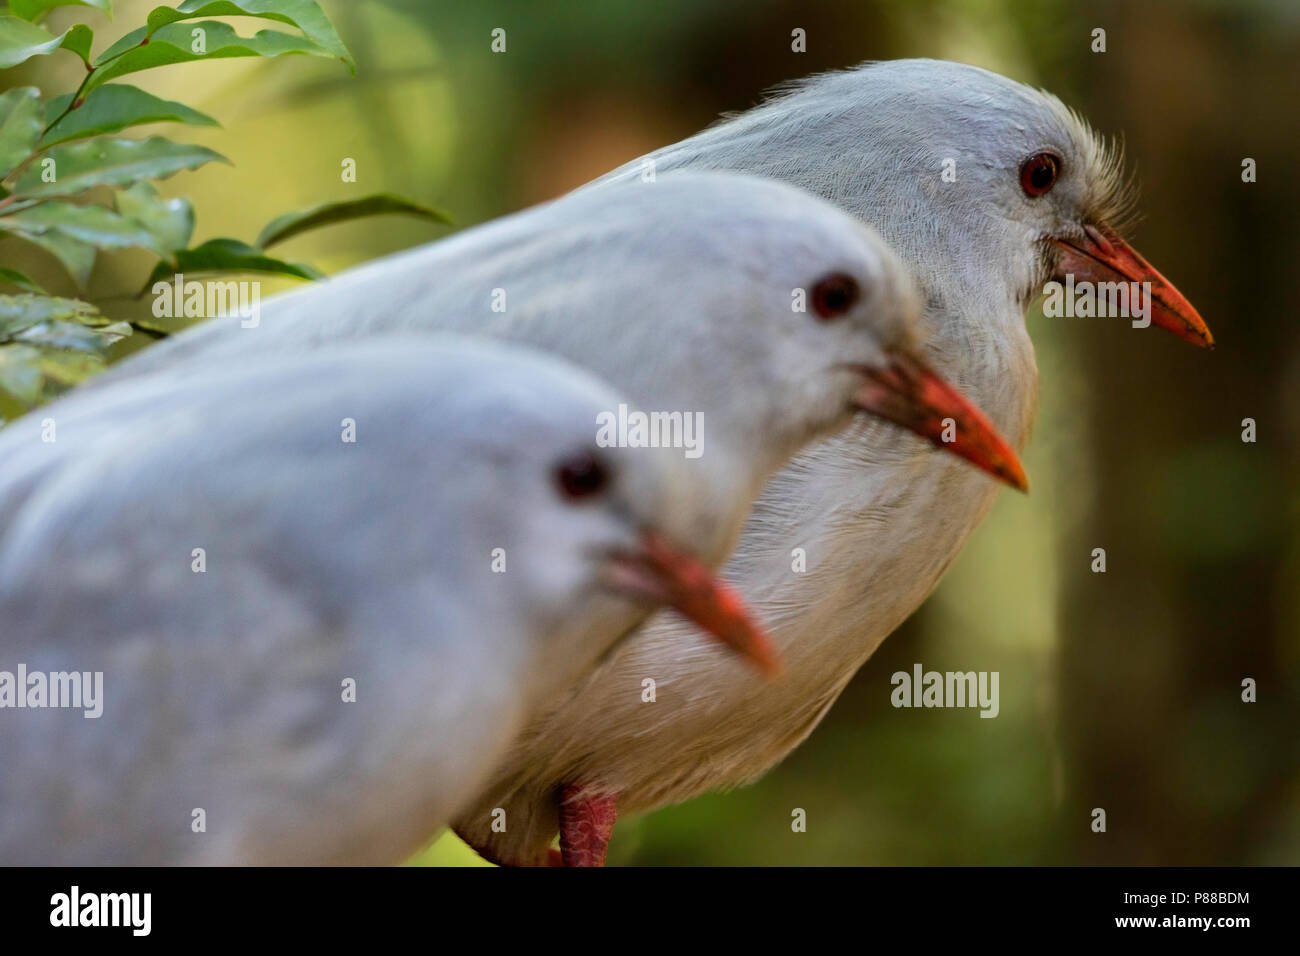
[{"xmin": 1054, "ymin": 2, "xmax": 1300, "ymax": 864}]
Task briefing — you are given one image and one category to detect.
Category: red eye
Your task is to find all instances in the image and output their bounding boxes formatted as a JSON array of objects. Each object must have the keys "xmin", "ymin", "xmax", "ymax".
[
  {"xmin": 811, "ymin": 272, "xmax": 860, "ymax": 320},
  {"xmin": 1020, "ymin": 152, "xmax": 1061, "ymax": 197},
  {"xmin": 554, "ymin": 450, "xmax": 609, "ymax": 502}
]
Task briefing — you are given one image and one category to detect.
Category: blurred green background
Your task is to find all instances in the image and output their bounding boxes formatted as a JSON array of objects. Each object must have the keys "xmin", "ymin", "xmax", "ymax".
[{"xmin": 6, "ymin": 0, "xmax": 1297, "ymax": 865}]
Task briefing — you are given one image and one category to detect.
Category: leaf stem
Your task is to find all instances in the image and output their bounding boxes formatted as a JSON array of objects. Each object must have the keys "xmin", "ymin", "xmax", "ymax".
[
  {"xmin": 42, "ymin": 37, "xmax": 151, "ymax": 137},
  {"xmin": 1, "ymin": 36, "xmax": 157, "ymax": 206}
]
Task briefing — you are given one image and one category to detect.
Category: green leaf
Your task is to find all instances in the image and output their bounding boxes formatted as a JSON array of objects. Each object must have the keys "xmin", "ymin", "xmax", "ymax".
[
  {"xmin": 0, "ymin": 293, "xmax": 99, "ymax": 339},
  {"xmin": 0, "ymin": 14, "xmax": 89, "ymax": 69},
  {"xmin": 115, "ymin": 181, "xmax": 193, "ymax": 253},
  {"xmin": 37, "ymin": 347, "xmax": 107, "ymax": 387},
  {"xmin": 89, "ymin": 21, "xmax": 336, "ymax": 95},
  {"xmin": 59, "ymin": 23, "xmax": 93, "ymax": 65},
  {"xmin": 8, "ymin": 1, "xmax": 113, "ymax": 22},
  {"xmin": 0, "ymin": 344, "xmax": 43, "ymax": 403},
  {"xmin": 256, "ymin": 193, "xmax": 451, "ymax": 249},
  {"xmin": 0, "ymin": 267, "xmax": 46, "ymax": 294},
  {"xmin": 11, "ymin": 136, "xmax": 227, "ymax": 200},
  {"xmin": 15, "ymin": 318, "xmax": 131, "ymax": 352},
  {"xmin": 6, "ymin": 228, "xmax": 96, "ymax": 286},
  {"xmin": 0, "ymin": 293, "xmax": 122, "ymax": 401},
  {"xmin": 3, "ymin": 202, "xmax": 166, "ymax": 254},
  {"xmin": 146, "ymin": 0, "xmax": 352, "ymax": 71},
  {"xmin": 143, "ymin": 237, "xmax": 322, "ymax": 289},
  {"xmin": 41, "ymin": 84, "xmax": 220, "ymax": 148},
  {"xmin": 0, "ymin": 87, "xmax": 42, "ymax": 179}
]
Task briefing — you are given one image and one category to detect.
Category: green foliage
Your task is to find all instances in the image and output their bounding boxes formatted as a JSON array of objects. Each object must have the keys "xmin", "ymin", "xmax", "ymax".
[
  {"xmin": 0, "ymin": 292, "xmax": 99, "ymax": 338},
  {"xmin": 0, "ymin": 0, "xmax": 447, "ymax": 409},
  {"xmin": 0, "ymin": 292, "xmax": 123, "ymax": 402},
  {"xmin": 8, "ymin": 1, "xmax": 113, "ymax": 21},
  {"xmin": 144, "ymin": 0, "xmax": 353, "ymax": 69},
  {"xmin": 87, "ymin": 21, "xmax": 340, "ymax": 95},
  {"xmin": 114, "ymin": 181, "xmax": 192, "ymax": 253},
  {"xmin": 0, "ymin": 15, "xmax": 91, "ymax": 69},
  {"xmin": 10, "ymin": 226, "xmax": 95, "ymax": 286},
  {"xmin": 0, "ymin": 86, "xmax": 42, "ymax": 175},
  {"xmin": 256, "ymin": 194, "xmax": 450, "ymax": 250},
  {"xmin": 41, "ymin": 85, "xmax": 219, "ymax": 148},
  {"xmin": 5, "ymin": 200, "xmax": 172, "ymax": 254},
  {"xmin": 0, "ymin": 266, "xmax": 45, "ymax": 293},
  {"xmin": 12, "ymin": 136, "xmax": 227, "ymax": 198},
  {"xmin": 142, "ymin": 237, "xmax": 321, "ymax": 289}
]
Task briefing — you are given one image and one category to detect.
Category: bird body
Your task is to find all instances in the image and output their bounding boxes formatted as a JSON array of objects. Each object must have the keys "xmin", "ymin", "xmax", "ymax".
[
  {"xmin": 66, "ymin": 130, "xmax": 1058, "ymax": 866},
  {"xmin": 87, "ymin": 171, "xmax": 982, "ymax": 570},
  {"xmin": 449, "ymin": 59, "xmax": 1210, "ymax": 864},
  {"xmin": 0, "ymin": 60, "xmax": 1210, "ymax": 868},
  {"xmin": 0, "ymin": 338, "xmax": 754, "ymax": 864}
]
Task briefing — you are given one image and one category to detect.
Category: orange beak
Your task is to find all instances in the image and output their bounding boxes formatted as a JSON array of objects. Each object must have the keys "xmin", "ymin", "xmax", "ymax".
[
  {"xmin": 603, "ymin": 530, "xmax": 781, "ymax": 678},
  {"xmin": 1051, "ymin": 224, "xmax": 1214, "ymax": 349},
  {"xmin": 853, "ymin": 352, "xmax": 1029, "ymax": 493}
]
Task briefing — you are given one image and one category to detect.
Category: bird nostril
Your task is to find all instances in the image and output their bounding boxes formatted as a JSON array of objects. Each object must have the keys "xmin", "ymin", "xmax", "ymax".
[{"xmin": 1082, "ymin": 222, "xmax": 1114, "ymax": 255}]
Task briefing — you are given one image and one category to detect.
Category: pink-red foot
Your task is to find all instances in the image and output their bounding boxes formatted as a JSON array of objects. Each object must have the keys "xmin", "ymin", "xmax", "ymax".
[{"xmin": 558, "ymin": 785, "xmax": 617, "ymax": 866}]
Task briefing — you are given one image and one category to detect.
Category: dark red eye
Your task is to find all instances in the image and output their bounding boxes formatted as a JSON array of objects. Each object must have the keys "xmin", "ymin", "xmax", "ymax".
[
  {"xmin": 554, "ymin": 450, "xmax": 609, "ymax": 502},
  {"xmin": 811, "ymin": 272, "xmax": 860, "ymax": 320},
  {"xmin": 1020, "ymin": 152, "xmax": 1061, "ymax": 197}
]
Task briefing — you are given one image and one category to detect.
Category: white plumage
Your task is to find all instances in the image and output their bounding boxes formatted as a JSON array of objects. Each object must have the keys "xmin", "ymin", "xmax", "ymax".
[
  {"xmin": 90, "ymin": 172, "xmax": 939, "ymax": 572},
  {"xmin": 0, "ymin": 338, "xmax": 755, "ymax": 864},
  {"xmin": 449, "ymin": 59, "xmax": 1209, "ymax": 865}
]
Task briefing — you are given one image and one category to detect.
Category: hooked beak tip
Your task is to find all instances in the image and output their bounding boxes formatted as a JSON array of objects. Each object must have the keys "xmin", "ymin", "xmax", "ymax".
[
  {"xmin": 1052, "ymin": 226, "xmax": 1214, "ymax": 351},
  {"xmin": 747, "ymin": 641, "xmax": 784, "ymax": 680},
  {"xmin": 1003, "ymin": 462, "xmax": 1030, "ymax": 494},
  {"xmin": 853, "ymin": 353, "xmax": 1029, "ymax": 493},
  {"xmin": 609, "ymin": 531, "xmax": 783, "ymax": 678}
]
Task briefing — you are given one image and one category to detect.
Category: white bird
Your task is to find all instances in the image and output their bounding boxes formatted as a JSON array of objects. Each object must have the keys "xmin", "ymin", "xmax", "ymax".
[
  {"xmin": 72, "ymin": 167, "xmax": 1032, "ymax": 865},
  {"xmin": 91, "ymin": 170, "xmax": 1025, "ymax": 577},
  {"xmin": 443, "ymin": 59, "xmax": 1215, "ymax": 865},
  {"xmin": 0, "ymin": 338, "xmax": 775, "ymax": 865}
]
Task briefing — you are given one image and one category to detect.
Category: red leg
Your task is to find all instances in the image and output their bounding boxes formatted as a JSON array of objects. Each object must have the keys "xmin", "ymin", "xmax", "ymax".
[{"xmin": 558, "ymin": 785, "xmax": 617, "ymax": 867}]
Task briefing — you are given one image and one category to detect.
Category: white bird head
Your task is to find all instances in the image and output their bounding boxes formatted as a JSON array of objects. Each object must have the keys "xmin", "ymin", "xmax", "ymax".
[
  {"xmin": 87, "ymin": 171, "xmax": 1028, "ymax": 563},
  {"xmin": 0, "ymin": 338, "xmax": 780, "ymax": 865},
  {"xmin": 488, "ymin": 172, "xmax": 1027, "ymax": 506},
  {"xmin": 465, "ymin": 347, "xmax": 782, "ymax": 677},
  {"xmin": 610, "ymin": 59, "xmax": 1212, "ymax": 351},
  {"xmin": 8, "ymin": 336, "xmax": 781, "ymax": 682}
]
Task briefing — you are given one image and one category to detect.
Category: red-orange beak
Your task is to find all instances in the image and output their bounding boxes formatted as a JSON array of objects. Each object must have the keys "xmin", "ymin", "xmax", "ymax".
[
  {"xmin": 603, "ymin": 530, "xmax": 781, "ymax": 678},
  {"xmin": 853, "ymin": 352, "xmax": 1029, "ymax": 493},
  {"xmin": 1051, "ymin": 224, "xmax": 1214, "ymax": 349}
]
